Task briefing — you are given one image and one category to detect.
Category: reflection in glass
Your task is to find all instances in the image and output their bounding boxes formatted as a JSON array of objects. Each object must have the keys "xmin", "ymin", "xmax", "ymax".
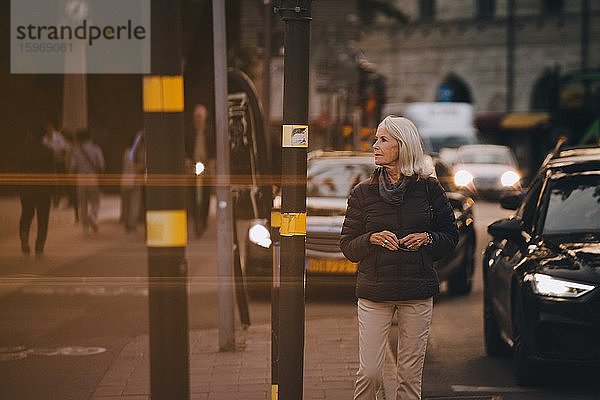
[{"xmin": 543, "ymin": 176, "xmax": 600, "ymax": 236}]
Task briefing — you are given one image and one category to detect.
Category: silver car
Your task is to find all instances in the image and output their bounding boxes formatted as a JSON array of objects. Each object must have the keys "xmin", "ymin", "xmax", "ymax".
[{"xmin": 452, "ymin": 144, "xmax": 521, "ymax": 199}]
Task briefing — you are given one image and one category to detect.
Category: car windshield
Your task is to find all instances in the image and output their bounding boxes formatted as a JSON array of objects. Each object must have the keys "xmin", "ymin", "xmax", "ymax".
[
  {"xmin": 307, "ymin": 158, "xmax": 375, "ymax": 198},
  {"xmin": 427, "ymin": 136, "xmax": 472, "ymax": 153},
  {"xmin": 459, "ymin": 149, "xmax": 513, "ymax": 165},
  {"xmin": 542, "ymin": 175, "xmax": 600, "ymax": 236}
]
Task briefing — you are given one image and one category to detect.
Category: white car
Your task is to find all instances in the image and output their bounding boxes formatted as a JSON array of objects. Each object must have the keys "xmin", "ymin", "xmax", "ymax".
[{"xmin": 452, "ymin": 144, "xmax": 521, "ymax": 199}]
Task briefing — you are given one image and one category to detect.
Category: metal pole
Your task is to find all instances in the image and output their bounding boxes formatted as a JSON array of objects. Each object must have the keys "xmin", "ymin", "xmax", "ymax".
[
  {"xmin": 263, "ymin": 0, "xmax": 272, "ymax": 132},
  {"xmin": 581, "ymin": 0, "xmax": 591, "ymax": 112},
  {"xmin": 232, "ymin": 198, "xmax": 251, "ymax": 326},
  {"xmin": 271, "ymin": 210, "xmax": 281, "ymax": 400},
  {"xmin": 213, "ymin": 0, "xmax": 236, "ymax": 351},
  {"xmin": 276, "ymin": 2, "xmax": 311, "ymax": 399},
  {"xmin": 143, "ymin": 0, "xmax": 189, "ymax": 398},
  {"xmin": 581, "ymin": 0, "xmax": 590, "ymax": 73},
  {"xmin": 506, "ymin": 0, "xmax": 515, "ymax": 112}
]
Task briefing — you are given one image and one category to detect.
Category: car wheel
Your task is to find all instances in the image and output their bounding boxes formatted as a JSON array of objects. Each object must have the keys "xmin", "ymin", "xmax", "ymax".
[
  {"xmin": 447, "ymin": 240, "xmax": 474, "ymax": 296},
  {"xmin": 512, "ymin": 292, "xmax": 538, "ymax": 386},
  {"xmin": 483, "ymin": 292, "xmax": 510, "ymax": 356}
]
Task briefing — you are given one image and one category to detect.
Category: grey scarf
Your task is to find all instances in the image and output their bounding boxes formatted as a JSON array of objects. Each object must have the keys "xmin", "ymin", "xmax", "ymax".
[{"xmin": 377, "ymin": 167, "xmax": 414, "ymax": 205}]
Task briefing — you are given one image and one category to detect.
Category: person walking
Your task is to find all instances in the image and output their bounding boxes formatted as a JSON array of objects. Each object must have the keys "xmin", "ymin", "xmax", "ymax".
[
  {"xmin": 19, "ymin": 124, "xmax": 55, "ymax": 255},
  {"xmin": 42, "ymin": 122, "xmax": 68, "ymax": 207},
  {"xmin": 340, "ymin": 116, "xmax": 459, "ymax": 400},
  {"xmin": 62, "ymin": 129, "xmax": 79, "ymax": 222},
  {"xmin": 120, "ymin": 130, "xmax": 145, "ymax": 232},
  {"xmin": 188, "ymin": 104, "xmax": 215, "ymax": 237},
  {"xmin": 68, "ymin": 129, "xmax": 105, "ymax": 235}
]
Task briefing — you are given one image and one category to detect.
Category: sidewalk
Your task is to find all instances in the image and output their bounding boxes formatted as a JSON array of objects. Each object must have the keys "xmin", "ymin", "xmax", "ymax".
[
  {"xmin": 0, "ymin": 194, "xmax": 396, "ymax": 400},
  {"xmin": 91, "ymin": 318, "xmax": 396, "ymax": 400}
]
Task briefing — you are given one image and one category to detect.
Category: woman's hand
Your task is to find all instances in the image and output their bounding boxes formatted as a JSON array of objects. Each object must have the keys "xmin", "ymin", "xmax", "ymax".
[
  {"xmin": 369, "ymin": 230, "xmax": 399, "ymax": 251},
  {"xmin": 399, "ymin": 232, "xmax": 431, "ymax": 250}
]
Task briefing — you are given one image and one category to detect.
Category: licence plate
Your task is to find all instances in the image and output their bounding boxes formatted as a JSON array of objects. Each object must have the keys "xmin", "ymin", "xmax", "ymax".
[{"xmin": 307, "ymin": 258, "xmax": 357, "ymax": 274}]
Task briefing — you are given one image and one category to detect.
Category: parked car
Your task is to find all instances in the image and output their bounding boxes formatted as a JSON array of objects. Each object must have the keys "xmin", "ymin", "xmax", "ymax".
[
  {"xmin": 482, "ymin": 145, "xmax": 600, "ymax": 385},
  {"xmin": 244, "ymin": 150, "xmax": 476, "ymax": 297},
  {"xmin": 452, "ymin": 144, "xmax": 521, "ymax": 199}
]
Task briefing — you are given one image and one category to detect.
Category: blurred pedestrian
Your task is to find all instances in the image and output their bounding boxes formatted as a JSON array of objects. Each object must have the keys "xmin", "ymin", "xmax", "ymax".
[
  {"xmin": 188, "ymin": 104, "xmax": 215, "ymax": 237},
  {"xmin": 42, "ymin": 122, "xmax": 68, "ymax": 207},
  {"xmin": 68, "ymin": 129, "xmax": 105, "ymax": 235},
  {"xmin": 120, "ymin": 130, "xmax": 145, "ymax": 232},
  {"xmin": 340, "ymin": 116, "xmax": 458, "ymax": 400},
  {"xmin": 19, "ymin": 123, "xmax": 55, "ymax": 255},
  {"xmin": 62, "ymin": 129, "xmax": 79, "ymax": 222}
]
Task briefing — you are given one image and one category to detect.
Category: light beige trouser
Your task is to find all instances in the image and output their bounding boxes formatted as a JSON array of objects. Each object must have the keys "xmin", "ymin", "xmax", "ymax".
[{"xmin": 354, "ymin": 297, "xmax": 433, "ymax": 400}]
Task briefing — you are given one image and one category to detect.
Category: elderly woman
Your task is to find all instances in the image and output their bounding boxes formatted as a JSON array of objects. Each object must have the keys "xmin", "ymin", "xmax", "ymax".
[{"xmin": 340, "ymin": 116, "xmax": 458, "ymax": 400}]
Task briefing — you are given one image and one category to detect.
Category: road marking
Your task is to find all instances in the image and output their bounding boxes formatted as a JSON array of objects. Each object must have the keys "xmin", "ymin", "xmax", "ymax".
[
  {"xmin": 0, "ymin": 346, "xmax": 106, "ymax": 361},
  {"xmin": 58, "ymin": 346, "xmax": 106, "ymax": 356},
  {"xmin": 452, "ymin": 385, "xmax": 534, "ymax": 393},
  {"xmin": 0, "ymin": 346, "xmax": 29, "ymax": 361},
  {"xmin": 2, "ymin": 276, "xmax": 224, "ymax": 296},
  {"xmin": 22, "ymin": 286, "xmax": 148, "ymax": 296}
]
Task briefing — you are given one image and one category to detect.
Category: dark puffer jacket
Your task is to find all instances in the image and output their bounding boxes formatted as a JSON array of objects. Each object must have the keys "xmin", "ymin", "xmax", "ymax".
[{"xmin": 340, "ymin": 170, "xmax": 458, "ymax": 301}]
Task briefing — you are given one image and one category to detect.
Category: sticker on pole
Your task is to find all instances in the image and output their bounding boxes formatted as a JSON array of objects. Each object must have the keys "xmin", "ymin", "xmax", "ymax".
[{"xmin": 282, "ymin": 125, "xmax": 308, "ymax": 148}]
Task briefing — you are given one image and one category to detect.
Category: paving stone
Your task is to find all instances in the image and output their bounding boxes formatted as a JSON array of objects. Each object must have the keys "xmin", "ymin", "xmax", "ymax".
[{"xmin": 90, "ymin": 317, "xmax": 395, "ymax": 399}]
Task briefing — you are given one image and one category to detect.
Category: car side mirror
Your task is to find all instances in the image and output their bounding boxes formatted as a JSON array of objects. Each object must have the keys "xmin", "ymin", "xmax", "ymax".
[
  {"xmin": 487, "ymin": 217, "xmax": 525, "ymax": 241},
  {"xmin": 499, "ymin": 191, "xmax": 523, "ymax": 210}
]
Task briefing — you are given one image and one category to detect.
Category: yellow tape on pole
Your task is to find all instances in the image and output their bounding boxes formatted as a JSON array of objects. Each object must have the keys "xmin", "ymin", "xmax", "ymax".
[
  {"xmin": 143, "ymin": 75, "xmax": 184, "ymax": 113},
  {"xmin": 279, "ymin": 212, "xmax": 306, "ymax": 236},
  {"xmin": 281, "ymin": 125, "xmax": 308, "ymax": 148},
  {"xmin": 271, "ymin": 211, "xmax": 282, "ymax": 228},
  {"xmin": 271, "ymin": 384, "xmax": 278, "ymax": 400},
  {"xmin": 146, "ymin": 210, "xmax": 187, "ymax": 247}
]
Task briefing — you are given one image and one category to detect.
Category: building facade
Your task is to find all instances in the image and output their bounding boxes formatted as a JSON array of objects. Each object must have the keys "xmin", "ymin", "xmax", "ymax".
[
  {"xmin": 358, "ymin": 0, "xmax": 600, "ymax": 113},
  {"xmin": 240, "ymin": 0, "xmax": 360, "ymax": 125}
]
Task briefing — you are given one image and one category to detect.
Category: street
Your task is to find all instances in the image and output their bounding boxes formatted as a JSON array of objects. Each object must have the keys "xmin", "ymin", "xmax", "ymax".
[{"xmin": 0, "ymin": 195, "xmax": 599, "ymax": 399}]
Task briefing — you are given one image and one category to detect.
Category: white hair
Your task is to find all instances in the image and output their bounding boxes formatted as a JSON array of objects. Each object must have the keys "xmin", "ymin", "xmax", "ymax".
[{"xmin": 378, "ymin": 116, "xmax": 434, "ymax": 179}]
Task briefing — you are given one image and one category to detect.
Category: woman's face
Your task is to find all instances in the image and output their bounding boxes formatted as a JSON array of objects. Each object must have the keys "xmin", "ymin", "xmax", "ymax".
[{"xmin": 373, "ymin": 127, "xmax": 399, "ymax": 167}]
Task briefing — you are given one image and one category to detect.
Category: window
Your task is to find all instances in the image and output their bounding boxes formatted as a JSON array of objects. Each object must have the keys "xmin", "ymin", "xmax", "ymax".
[
  {"xmin": 307, "ymin": 159, "xmax": 375, "ymax": 198},
  {"xmin": 542, "ymin": 0, "xmax": 564, "ymax": 16},
  {"xmin": 419, "ymin": 0, "xmax": 435, "ymax": 22},
  {"xmin": 476, "ymin": 0, "xmax": 495, "ymax": 20},
  {"xmin": 541, "ymin": 175, "xmax": 600, "ymax": 236}
]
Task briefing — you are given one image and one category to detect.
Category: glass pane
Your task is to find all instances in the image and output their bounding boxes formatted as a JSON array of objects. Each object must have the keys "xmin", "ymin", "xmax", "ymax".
[
  {"xmin": 307, "ymin": 159, "xmax": 375, "ymax": 198},
  {"xmin": 543, "ymin": 176, "xmax": 600, "ymax": 235}
]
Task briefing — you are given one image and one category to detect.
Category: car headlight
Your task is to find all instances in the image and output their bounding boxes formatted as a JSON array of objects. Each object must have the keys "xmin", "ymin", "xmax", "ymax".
[
  {"xmin": 500, "ymin": 170, "xmax": 520, "ymax": 187},
  {"xmin": 195, "ymin": 161, "xmax": 205, "ymax": 176},
  {"xmin": 454, "ymin": 170, "xmax": 474, "ymax": 187},
  {"xmin": 525, "ymin": 273, "xmax": 595, "ymax": 298},
  {"xmin": 248, "ymin": 221, "xmax": 271, "ymax": 249}
]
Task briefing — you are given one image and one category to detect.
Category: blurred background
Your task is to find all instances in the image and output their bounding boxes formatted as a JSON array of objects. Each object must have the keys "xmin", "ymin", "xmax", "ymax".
[
  {"xmin": 1, "ymin": 1, "xmax": 600, "ymax": 399},
  {"xmin": 1, "ymin": 0, "xmax": 599, "ymax": 187}
]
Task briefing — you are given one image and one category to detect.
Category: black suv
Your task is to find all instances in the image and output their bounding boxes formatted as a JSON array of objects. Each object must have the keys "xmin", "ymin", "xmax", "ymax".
[{"xmin": 482, "ymin": 145, "xmax": 600, "ymax": 385}]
